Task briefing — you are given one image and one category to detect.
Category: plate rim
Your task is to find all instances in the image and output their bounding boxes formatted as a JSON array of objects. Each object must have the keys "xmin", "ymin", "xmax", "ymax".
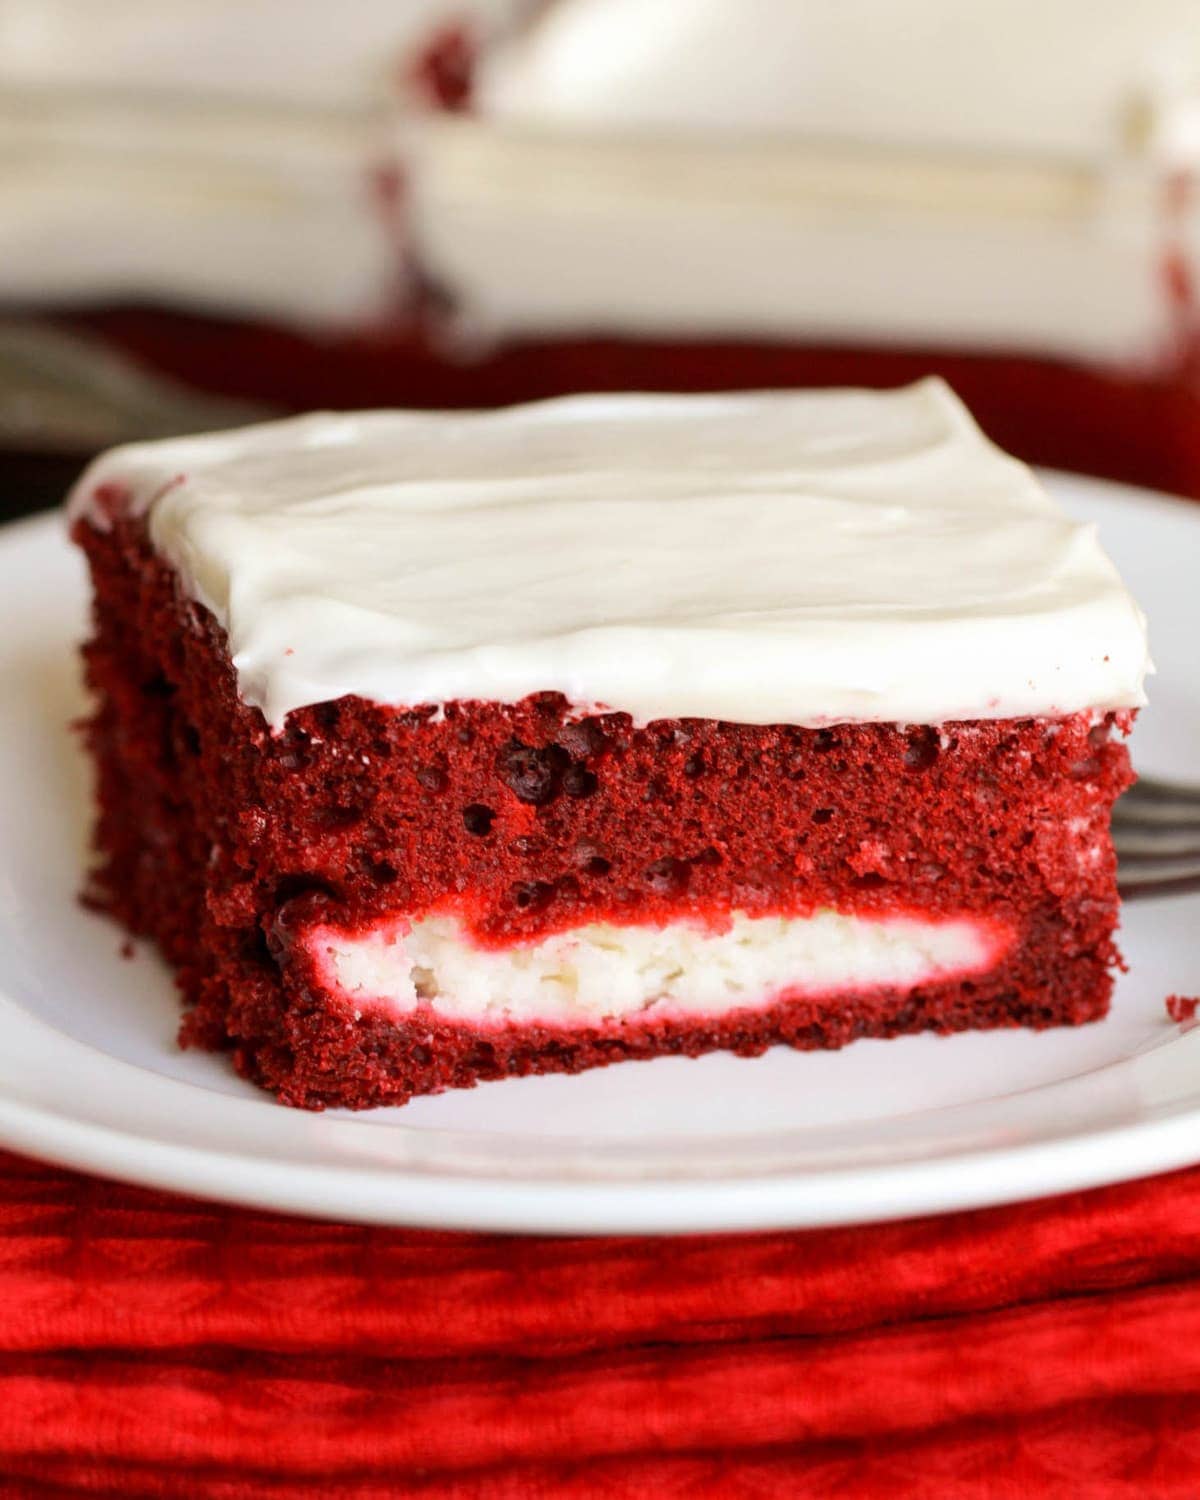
[{"xmin": 2, "ymin": 987, "xmax": 1200, "ymax": 1234}]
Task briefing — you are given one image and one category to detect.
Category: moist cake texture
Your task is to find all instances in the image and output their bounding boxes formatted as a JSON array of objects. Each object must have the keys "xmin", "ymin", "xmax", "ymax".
[{"xmin": 69, "ymin": 381, "xmax": 1149, "ymax": 1108}]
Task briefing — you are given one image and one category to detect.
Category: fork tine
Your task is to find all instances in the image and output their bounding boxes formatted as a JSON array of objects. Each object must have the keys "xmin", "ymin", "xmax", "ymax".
[
  {"xmin": 1114, "ymin": 809, "xmax": 1200, "ymax": 831},
  {"xmin": 1119, "ymin": 854, "xmax": 1200, "ymax": 894},
  {"xmin": 1121, "ymin": 873, "xmax": 1200, "ymax": 899},
  {"xmin": 1113, "ymin": 829, "xmax": 1200, "ymax": 858},
  {"xmin": 1113, "ymin": 794, "xmax": 1200, "ymax": 829},
  {"xmin": 1121, "ymin": 876, "xmax": 1200, "ymax": 898},
  {"xmin": 1113, "ymin": 772, "xmax": 1200, "ymax": 897},
  {"xmin": 1119, "ymin": 775, "xmax": 1200, "ymax": 806}
]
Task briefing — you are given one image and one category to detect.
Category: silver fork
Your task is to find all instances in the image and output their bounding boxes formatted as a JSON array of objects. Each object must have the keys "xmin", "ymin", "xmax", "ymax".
[{"xmin": 1114, "ymin": 776, "xmax": 1200, "ymax": 897}]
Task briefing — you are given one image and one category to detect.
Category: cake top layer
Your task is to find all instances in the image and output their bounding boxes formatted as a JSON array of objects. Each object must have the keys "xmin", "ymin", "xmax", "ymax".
[{"xmin": 69, "ymin": 380, "xmax": 1149, "ymax": 730}]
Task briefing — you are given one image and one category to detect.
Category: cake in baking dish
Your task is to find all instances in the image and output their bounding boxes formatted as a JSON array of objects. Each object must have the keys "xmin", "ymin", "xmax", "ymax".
[
  {"xmin": 400, "ymin": 0, "xmax": 1200, "ymax": 497},
  {"xmin": 68, "ymin": 380, "xmax": 1149, "ymax": 1108},
  {"xmin": 10, "ymin": 0, "xmax": 1200, "ymax": 503}
]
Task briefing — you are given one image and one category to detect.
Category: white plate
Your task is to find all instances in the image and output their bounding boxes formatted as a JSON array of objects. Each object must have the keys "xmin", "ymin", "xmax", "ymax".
[{"xmin": 0, "ymin": 473, "xmax": 1197, "ymax": 1234}]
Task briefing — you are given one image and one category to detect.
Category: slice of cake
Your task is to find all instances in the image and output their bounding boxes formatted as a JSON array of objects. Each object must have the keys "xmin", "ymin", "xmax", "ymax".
[{"xmin": 68, "ymin": 380, "xmax": 1149, "ymax": 1109}]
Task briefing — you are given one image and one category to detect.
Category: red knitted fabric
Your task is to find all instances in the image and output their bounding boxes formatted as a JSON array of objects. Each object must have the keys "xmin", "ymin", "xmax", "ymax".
[{"xmin": 3, "ymin": 1149, "xmax": 1200, "ymax": 1496}]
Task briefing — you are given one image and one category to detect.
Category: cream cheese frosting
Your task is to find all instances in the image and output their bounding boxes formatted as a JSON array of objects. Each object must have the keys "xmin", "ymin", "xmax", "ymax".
[
  {"xmin": 409, "ymin": 0, "xmax": 1200, "ymax": 359},
  {"xmin": 68, "ymin": 380, "xmax": 1150, "ymax": 730}
]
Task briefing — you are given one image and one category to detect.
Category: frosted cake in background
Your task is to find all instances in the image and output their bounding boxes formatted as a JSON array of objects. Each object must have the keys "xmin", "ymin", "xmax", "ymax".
[
  {"xmin": 8, "ymin": 0, "xmax": 1200, "ymax": 499},
  {"xmin": 402, "ymin": 0, "xmax": 1200, "ymax": 495}
]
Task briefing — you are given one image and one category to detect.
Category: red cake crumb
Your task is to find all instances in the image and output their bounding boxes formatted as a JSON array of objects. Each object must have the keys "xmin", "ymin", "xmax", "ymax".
[
  {"xmin": 71, "ymin": 510, "xmax": 1135, "ymax": 1110},
  {"xmin": 1166, "ymin": 995, "xmax": 1200, "ymax": 1023},
  {"xmin": 408, "ymin": 24, "xmax": 476, "ymax": 113}
]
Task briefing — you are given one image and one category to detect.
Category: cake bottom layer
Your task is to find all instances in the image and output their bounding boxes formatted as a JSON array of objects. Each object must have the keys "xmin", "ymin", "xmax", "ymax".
[
  {"xmin": 243, "ymin": 902, "xmax": 1101, "ymax": 1108},
  {"xmin": 307, "ymin": 908, "xmax": 1012, "ymax": 1027},
  {"xmin": 240, "ymin": 926, "xmax": 1109, "ymax": 1108}
]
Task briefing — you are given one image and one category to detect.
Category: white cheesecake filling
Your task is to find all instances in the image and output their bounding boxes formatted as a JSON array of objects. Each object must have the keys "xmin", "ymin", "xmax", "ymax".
[{"xmin": 306, "ymin": 909, "xmax": 1012, "ymax": 1028}]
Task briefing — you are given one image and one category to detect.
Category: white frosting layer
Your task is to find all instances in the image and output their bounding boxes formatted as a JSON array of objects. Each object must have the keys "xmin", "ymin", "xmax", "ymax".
[
  {"xmin": 312, "ymin": 908, "xmax": 1011, "ymax": 1027},
  {"xmin": 410, "ymin": 0, "xmax": 1200, "ymax": 358},
  {"xmin": 69, "ymin": 381, "xmax": 1149, "ymax": 730}
]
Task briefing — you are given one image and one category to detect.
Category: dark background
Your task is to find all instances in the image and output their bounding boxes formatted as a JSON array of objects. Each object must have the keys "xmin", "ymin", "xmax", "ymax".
[{"xmin": 1, "ymin": 452, "xmax": 86, "ymax": 522}]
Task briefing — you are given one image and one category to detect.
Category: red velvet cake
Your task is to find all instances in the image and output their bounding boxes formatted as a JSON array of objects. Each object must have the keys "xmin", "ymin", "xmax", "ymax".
[{"xmin": 68, "ymin": 381, "xmax": 1149, "ymax": 1109}]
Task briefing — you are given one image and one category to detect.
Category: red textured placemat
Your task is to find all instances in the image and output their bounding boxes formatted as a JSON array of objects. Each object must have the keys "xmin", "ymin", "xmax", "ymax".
[{"xmin": 1, "ymin": 1151, "xmax": 1200, "ymax": 1495}]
